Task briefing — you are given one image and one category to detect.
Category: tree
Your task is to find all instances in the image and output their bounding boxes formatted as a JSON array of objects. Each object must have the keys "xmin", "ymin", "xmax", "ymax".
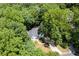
[
  {"xmin": 71, "ymin": 5, "xmax": 79, "ymax": 54},
  {"xmin": 0, "ymin": 4, "xmax": 59, "ymax": 56},
  {"xmin": 38, "ymin": 8, "xmax": 73, "ymax": 48}
]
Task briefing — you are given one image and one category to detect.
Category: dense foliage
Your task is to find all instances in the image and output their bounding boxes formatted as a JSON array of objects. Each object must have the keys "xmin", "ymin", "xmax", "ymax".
[
  {"xmin": 0, "ymin": 4, "xmax": 59, "ymax": 56},
  {"xmin": 71, "ymin": 4, "xmax": 79, "ymax": 54},
  {"xmin": 0, "ymin": 3, "xmax": 79, "ymax": 55},
  {"xmin": 39, "ymin": 7, "xmax": 73, "ymax": 48},
  {"xmin": 38, "ymin": 4, "xmax": 79, "ymax": 54}
]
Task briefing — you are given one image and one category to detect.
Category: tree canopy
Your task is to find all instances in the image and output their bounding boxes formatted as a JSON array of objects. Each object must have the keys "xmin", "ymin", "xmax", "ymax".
[{"xmin": 0, "ymin": 3, "xmax": 79, "ymax": 55}]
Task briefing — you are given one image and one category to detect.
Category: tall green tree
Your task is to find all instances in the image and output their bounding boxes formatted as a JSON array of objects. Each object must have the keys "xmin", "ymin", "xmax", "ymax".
[{"xmin": 39, "ymin": 8, "xmax": 73, "ymax": 48}]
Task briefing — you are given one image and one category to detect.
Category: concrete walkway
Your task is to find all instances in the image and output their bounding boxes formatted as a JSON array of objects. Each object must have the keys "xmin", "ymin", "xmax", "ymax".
[
  {"xmin": 49, "ymin": 44, "xmax": 62, "ymax": 55},
  {"xmin": 27, "ymin": 27, "xmax": 39, "ymax": 40}
]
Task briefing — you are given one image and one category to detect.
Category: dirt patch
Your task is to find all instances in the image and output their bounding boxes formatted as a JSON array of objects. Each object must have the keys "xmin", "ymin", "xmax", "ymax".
[
  {"xmin": 33, "ymin": 39, "xmax": 70, "ymax": 55},
  {"xmin": 34, "ymin": 40, "xmax": 52, "ymax": 53}
]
